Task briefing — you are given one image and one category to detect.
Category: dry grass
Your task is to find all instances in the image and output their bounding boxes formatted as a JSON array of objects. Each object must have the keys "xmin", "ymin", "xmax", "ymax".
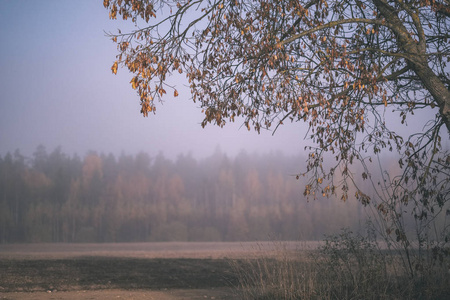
[
  {"xmin": 229, "ymin": 242, "xmax": 317, "ymax": 300},
  {"xmin": 229, "ymin": 232, "xmax": 450, "ymax": 300}
]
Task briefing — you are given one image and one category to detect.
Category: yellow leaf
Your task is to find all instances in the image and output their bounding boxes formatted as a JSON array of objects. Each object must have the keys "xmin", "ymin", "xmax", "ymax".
[
  {"xmin": 303, "ymin": 105, "xmax": 308, "ymax": 114},
  {"xmin": 109, "ymin": 4, "xmax": 117, "ymax": 19},
  {"xmin": 174, "ymin": 90, "xmax": 179, "ymax": 97},
  {"xmin": 130, "ymin": 77, "xmax": 138, "ymax": 89},
  {"xmin": 111, "ymin": 61, "xmax": 118, "ymax": 74}
]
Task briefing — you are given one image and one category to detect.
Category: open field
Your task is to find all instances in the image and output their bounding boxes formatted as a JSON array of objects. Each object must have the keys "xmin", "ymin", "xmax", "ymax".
[
  {"xmin": 4, "ymin": 241, "xmax": 448, "ymax": 299},
  {"xmin": 0, "ymin": 242, "xmax": 317, "ymax": 300},
  {"xmin": 0, "ymin": 241, "xmax": 318, "ymax": 260}
]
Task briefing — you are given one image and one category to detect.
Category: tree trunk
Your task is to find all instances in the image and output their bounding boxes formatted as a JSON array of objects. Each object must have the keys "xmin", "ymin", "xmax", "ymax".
[
  {"xmin": 372, "ymin": 0, "xmax": 450, "ymax": 133},
  {"xmin": 410, "ymin": 62, "xmax": 450, "ymax": 133}
]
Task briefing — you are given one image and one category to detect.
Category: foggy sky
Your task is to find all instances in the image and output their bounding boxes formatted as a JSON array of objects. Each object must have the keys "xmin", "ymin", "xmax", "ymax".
[{"xmin": 0, "ymin": 1, "xmax": 307, "ymax": 160}]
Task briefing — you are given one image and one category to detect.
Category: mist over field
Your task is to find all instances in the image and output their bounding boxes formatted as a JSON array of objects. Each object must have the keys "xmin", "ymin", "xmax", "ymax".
[{"xmin": 0, "ymin": 146, "xmax": 368, "ymax": 243}]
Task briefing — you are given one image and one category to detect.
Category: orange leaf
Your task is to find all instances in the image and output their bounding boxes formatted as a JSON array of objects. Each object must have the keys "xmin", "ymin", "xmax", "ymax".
[
  {"xmin": 111, "ymin": 61, "xmax": 118, "ymax": 75},
  {"xmin": 130, "ymin": 77, "xmax": 138, "ymax": 89}
]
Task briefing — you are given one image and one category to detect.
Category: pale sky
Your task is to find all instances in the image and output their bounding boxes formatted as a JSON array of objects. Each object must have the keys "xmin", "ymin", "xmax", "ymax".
[{"xmin": 0, "ymin": 0, "xmax": 306, "ymax": 160}]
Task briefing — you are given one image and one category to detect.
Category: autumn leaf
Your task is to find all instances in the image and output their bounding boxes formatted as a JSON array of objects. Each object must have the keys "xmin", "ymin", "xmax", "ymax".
[
  {"xmin": 130, "ymin": 77, "xmax": 138, "ymax": 89},
  {"xmin": 111, "ymin": 61, "xmax": 118, "ymax": 75}
]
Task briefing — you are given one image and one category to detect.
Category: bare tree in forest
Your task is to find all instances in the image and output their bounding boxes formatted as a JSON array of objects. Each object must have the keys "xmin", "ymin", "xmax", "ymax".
[{"xmin": 103, "ymin": 0, "xmax": 450, "ymax": 277}]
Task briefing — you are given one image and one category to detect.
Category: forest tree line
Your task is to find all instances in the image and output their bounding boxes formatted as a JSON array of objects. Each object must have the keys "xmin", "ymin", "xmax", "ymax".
[{"xmin": 0, "ymin": 146, "xmax": 365, "ymax": 243}]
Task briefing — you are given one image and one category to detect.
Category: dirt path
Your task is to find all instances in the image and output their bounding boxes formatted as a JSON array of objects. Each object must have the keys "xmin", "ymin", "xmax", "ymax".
[
  {"xmin": 1, "ymin": 288, "xmax": 237, "ymax": 300},
  {"xmin": 0, "ymin": 257, "xmax": 242, "ymax": 298}
]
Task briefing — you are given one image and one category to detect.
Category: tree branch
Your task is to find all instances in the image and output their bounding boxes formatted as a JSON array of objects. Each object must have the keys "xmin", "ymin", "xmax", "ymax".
[{"xmin": 278, "ymin": 18, "xmax": 385, "ymax": 46}]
